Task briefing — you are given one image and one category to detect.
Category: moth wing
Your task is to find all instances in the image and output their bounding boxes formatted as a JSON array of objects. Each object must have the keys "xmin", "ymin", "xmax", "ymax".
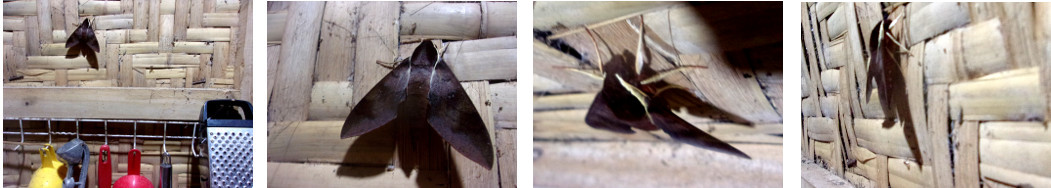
[
  {"xmin": 656, "ymin": 86, "xmax": 751, "ymax": 125},
  {"xmin": 585, "ymin": 73, "xmax": 658, "ymax": 131},
  {"xmin": 583, "ymin": 92, "xmax": 638, "ymax": 134},
  {"xmin": 649, "ymin": 102, "xmax": 751, "ymax": 159},
  {"xmin": 65, "ymin": 32, "xmax": 80, "ymax": 49},
  {"xmin": 86, "ymin": 32, "xmax": 100, "ymax": 53},
  {"xmin": 426, "ymin": 60, "xmax": 494, "ymax": 169},
  {"xmin": 340, "ymin": 62, "xmax": 410, "ymax": 139}
]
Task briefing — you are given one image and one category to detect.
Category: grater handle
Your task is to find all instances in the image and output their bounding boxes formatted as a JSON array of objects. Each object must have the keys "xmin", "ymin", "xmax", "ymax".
[
  {"xmin": 201, "ymin": 99, "xmax": 254, "ymax": 121},
  {"xmin": 128, "ymin": 149, "xmax": 141, "ymax": 175}
]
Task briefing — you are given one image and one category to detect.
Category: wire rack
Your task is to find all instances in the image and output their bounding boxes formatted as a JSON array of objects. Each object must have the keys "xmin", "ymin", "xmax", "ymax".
[{"xmin": 2, "ymin": 117, "xmax": 204, "ymax": 156}]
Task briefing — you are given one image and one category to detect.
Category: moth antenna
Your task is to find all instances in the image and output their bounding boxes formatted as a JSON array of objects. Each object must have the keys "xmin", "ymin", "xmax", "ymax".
[
  {"xmin": 640, "ymin": 65, "xmax": 708, "ymax": 85},
  {"xmin": 615, "ymin": 74, "xmax": 650, "ymax": 110},
  {"xmin": 653, "ymin": 84, "xmax": 690, "ymax": 97},
  {"xmin": 633, "ymin": 15, "xmax": 646, "ymax": 75},
  {"xmin": 584, "ymin": 27, "xmax": 603, "ymax": 72},
  {"xmin": 555, "ymin": 66, "xmax": 604, "ymax": 81},
  {"xmin": 435, "ymin": 40, "xmax": 447, "ymax": 64}
]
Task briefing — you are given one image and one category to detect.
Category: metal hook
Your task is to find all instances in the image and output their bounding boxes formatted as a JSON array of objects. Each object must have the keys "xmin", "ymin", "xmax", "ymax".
[
  {"xmin": 15, "ymin": 119, "xmax": 24, "ymax": 151},
  {"xmin": 133, "ymin": 121, "xmax": 137, "ymax": 149},
  {"xmin": 47, "ymin": 119, "xmax": 52, "ymax": 145},
  {"xmin": 190, "ymin": 123, "xmax": 200, "ymax": 158},
  {"xmin": 104, "ymin": 120, "xmax": 108, "ymax": 145},
  {"xmin": 162, "ymin": 121, "xmax": 167, "ymax": 153}
]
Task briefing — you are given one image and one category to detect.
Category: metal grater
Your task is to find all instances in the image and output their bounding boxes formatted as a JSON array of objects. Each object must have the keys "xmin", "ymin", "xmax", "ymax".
[{"xmin": 198, "ymin": 99, "xmax": 254, "ymax": 188}]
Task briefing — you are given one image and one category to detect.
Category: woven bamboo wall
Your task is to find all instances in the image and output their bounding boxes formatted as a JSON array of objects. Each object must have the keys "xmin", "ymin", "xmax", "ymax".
[
  {"xmin": 265, "ymin": 2, "xmax": 516, "ymax": 187},
  {"xmin": 533, "ymin": 2, "xmax": 783, "ymax": 187},
  {"xmin": 3, "ymin": 0, "xmax": 252, "ymax": 187},
  {"xmin": 802, "ymin": 2, "xmax": 1051, "ymax": 187},
  {"xmin": 3, "ymin": 0, "xmax": 252, "ymax": 95}
]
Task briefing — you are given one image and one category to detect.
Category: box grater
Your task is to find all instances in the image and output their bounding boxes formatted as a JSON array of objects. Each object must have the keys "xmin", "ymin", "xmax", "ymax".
[{"xmin": 198, "ymin": 99, "xmax": 254, "ymax": 188}]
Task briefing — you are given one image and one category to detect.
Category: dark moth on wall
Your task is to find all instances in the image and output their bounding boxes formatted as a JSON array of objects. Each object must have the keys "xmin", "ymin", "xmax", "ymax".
[{"xmin": 340, "ymin": 40, "xmax": 494, "ymax": 169}]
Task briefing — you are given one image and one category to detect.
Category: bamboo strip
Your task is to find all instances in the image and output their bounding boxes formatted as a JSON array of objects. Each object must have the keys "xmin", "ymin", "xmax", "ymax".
[
  {"xmin": 26, "ymin": 56, "xmax": 92, "ymax": 69},
  {"xmin": 854, "ymin": 118, "xmax": 914, "ymax": 160},
  {"xmin": 314, "ymin": 2, "xmax": 359, "ymax": 82},
  {"xmin": 349, "ymin": 2, "xmax": 401, "ymax": 119},
  {"xmin": 266, "ymin": 12, "xmax": 286, "ymax": 43},
  {"xmin": 533, "ymin": 93, "xmax": 593, "ymax": 110},
  {"xmin": 490, "ymin": 82, "xmax": 517, "ymax": 129},
  {"xmin": 400, "ymin": 2, "xmax": 482, "ymax": 39},
  {"xmin": 118, "ymin": 42, "xmax": 160, "ymax": 54},
  {"xmin": 481, "ymin": 2, "xmax": 516, "ymax": 38},
  {"xmin": 202, "ymin": 13, "xmax": 239, "ymax": 27},
  {"xmin": 806, "ymin": 117, "xmax": 836, "ymax": 142},
  {"xmin": 926, "ymin": 84, "xmax": 954, "ymax": 187},
  {"xmin": 979, "ymin": 122, "xmax": 1051, "ymax": 178},
  {"xmin": 173, "ymin": 42, "xmax": 213, "ymax": 54},
  {"xmin": 949, "ymin": 68, "xmax": 1045, "ymax": 121},
  {"xmin": 4, "ymin": 17, "xmax": 26, "ymax": 31},
  {"xmin": 307, "ymin": 81, "xmax": 354, "ymax": 121},
  {"xmin": 270, "ymin": 2, "xmax": 324, "ymax": 121},
  {"xmin": 173, "ymin": 0, "xmax": 190, "ymax": 40},
  {"xmin": 820, "ymin": 95, "xmax": 838, "ymax": 118},
  {"xmin": 185, "ymin": 28, "xmax": 231, "ymax": 42},
  {"xmin": 826, "ymin": 39, "xmax": 848, "ymax": 69},
  {"xmin": 215, "ymin": 0, "xmax": 239, "ymax": 13},
  {"xmin": 980, "ymin": 163, "xmax": 1051, "ymax": 188},
  {"xmin": 802, "ymin": 97, "xmax": 820, "ymax": 117},
  {"xmin": 821, "ymin": 69, "xmax": 840, "ymax": 93},
  {"xmin": 814, "ymin": 2, "xmax": 840, "ymax": 20},
  {"xmin": 533, "ymin": 2, "xmax": 682, "ymax": 31},
  {"xmin": 16, "ymin": 68, "xmax": 107, "ymax": 82},
  {"xmin": 827, "ymin": 4, "xmax": 847, "ymax": 40},
  {"xmin": 960, "ymin": 19, "xmax": 1010, "ymax": 78},
  {"xmin": 887, "ymin": 157, "xmax": 931, "ymax": 188},
  {"xmin": 79, "ymin": 0, "xmax": 122, "ymax": 15},
  {"xmin": 3, "ymin": 1, "xmax": 37, "ymax": 16},
  {"xmin": 907, "ymin": 2, "xmax": 970, "ymax": 45},
  {"xmin": 954, "ymin": 121, "xmax": 980, "ymax": 187}
]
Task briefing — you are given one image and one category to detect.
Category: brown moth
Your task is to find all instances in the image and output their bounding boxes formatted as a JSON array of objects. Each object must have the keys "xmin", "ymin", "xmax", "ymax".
[
  {"xmin": 582, "ymin": 18, "xmax": 752, "ymax": 159},
  {"xmin": 865, "ymin": 11, "xmax": 912, "ymax": 128},
  {"xmin": 865, "ymin": 8, "xmax": 920, "ymax": 162},
  {"xmin": 66, "ymin": 18, "xmax": 101, "ymax": 69},
  {"xmin": 341, "ymin": 40, "xmax": 494, "ymax": 169}
]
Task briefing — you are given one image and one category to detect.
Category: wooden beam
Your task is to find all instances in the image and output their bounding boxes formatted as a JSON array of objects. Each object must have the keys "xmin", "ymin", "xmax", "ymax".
[
  {"xmin": 802, "ymin": 163, "xmax": 854, "ymax": 188},
  {"xmin": 533, "ymin": 141, "xmax": 781, "ymax": 187},
  {"xmin": 268, "ymin": 162, "xmax": 449, "ymax": 188},
  {"xmin": 4, "ymin": 87, "xmax": 237, "ymax": 120}
]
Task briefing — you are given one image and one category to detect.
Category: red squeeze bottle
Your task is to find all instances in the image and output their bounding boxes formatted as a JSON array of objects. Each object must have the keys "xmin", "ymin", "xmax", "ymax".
[
  {"xmin": 98, "ymin": 145, "xmax": 111, "ymax": 188},
  {"xmin": 113, "ymin": 149, "xmax": 153, "ymax": 188}
]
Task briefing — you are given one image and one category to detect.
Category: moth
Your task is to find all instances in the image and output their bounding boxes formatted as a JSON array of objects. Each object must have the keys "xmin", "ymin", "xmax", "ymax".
[
  {"xmin": 864, "ymin": 8, "xmax": 920, "ymax": 162},
  {"xmin": 864, "ymin": 10, "xmax": 912, "ymax": 129},
  {"xmin": 341, "ymin": 40, "xmax": 494, "ymax": 169},
  {"xmin": 66, "ymin": 18, "xmax": 101, "ymax": 69},
  {"xmin": 581, "ymin": 18, "xmax": 752, "ymax": 159}
]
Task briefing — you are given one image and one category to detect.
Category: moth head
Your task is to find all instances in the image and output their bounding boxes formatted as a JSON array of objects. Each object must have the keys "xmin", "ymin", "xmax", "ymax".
[
  {"xmin": 410, "ymin": 40, "xmax": 439, "ymax": 66},
  {"xmin": 76, "ymin": 18, "xmax": 95, "ymax": 36}
]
